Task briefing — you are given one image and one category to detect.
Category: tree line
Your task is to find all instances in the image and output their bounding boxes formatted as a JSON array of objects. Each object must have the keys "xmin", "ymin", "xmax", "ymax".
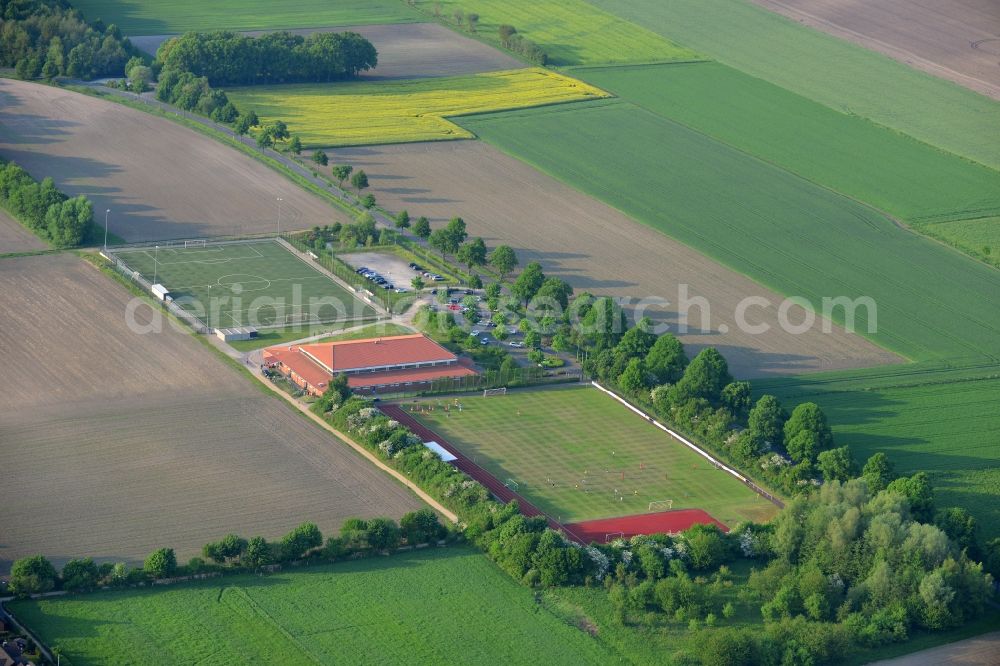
[
  {"xmin": 155, "ymin": 30, "xmax": 377, "ymax": 86},
  {"xmin": 312, "ymin": 368, "xmax": 996, "ymax": 665},
  {"xmin": 0, "ymin": 159, "xmax": 93, "ymax": 247},
  {"xmin": 422, "ymin": 1, "xmax": 547, "ymax": 64},
  {"xmin": 7, "ymin": 509, "xmax": 446, "ymax": 595},
  {"xmin": 1, "ymin": 0, "xmax": 138, "ymax": 80},
  {"xmin": 11, "ymin": 357, "xmax": 996, "ymax": 663}
]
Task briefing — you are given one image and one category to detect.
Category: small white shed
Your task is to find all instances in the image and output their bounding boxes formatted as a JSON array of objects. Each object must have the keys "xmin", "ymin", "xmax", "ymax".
[{"xmin": 151, "ymin": 283, "xmax": 170, "ymax": 301}]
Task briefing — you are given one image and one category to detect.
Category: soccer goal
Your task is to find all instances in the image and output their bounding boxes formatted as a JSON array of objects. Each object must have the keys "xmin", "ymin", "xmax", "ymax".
[
  {"xmin": 648, "ymin": 499, "xmax": 674, "ymax": 512},
  {"xmin": 483, "ymin": 387, "xmax": 507, "ymax": 397},
  {"xmin": 184, "ymin": 239, "xmax": 208, "ymax": 249},
  {"xmin": 604, "ymin": 532, "xmax": 625, "ymax": 543},
  {"xmin": 504, "ymin": 478, "xmax": 519, "ymax": 491}
]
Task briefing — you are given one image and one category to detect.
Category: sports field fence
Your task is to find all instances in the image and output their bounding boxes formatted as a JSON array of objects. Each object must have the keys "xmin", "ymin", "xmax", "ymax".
[
  {"xmin": 103, "ymin": 249, "xmax": 210, "ymax": 334},
  {"xmin": 282, "ymin": 234, "xmax": 414, "ymax": 315},
  {"xmin": 360, "ymin": 366, "xmax": 583, "ymax": 400}
]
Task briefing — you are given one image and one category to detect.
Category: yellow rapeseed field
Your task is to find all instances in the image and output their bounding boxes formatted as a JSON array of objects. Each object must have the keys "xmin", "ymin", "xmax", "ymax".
[{"xmin": 227, "ymin": 68, "xmax": 610, "ymax": 147}]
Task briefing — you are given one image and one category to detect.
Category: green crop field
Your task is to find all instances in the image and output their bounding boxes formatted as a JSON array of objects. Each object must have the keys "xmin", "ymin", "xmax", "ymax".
[
  {"xmin": 114, "ymin": 240, "xmax": 378, "ymax": 328},
  {"xmin": 460, "ymin": 101, "xmax": 1000, "ymax": 362},
  {"xmin": 757, "ymin": 360, "xmax": 1000, "ymax": 537},
  {"xmin": 227, "ymin": 68, "xmax": 608, "ymax": 147},
  {"xmin": 576, "ymin": 63, "xmax": 1000, "ymax": 225},
  {"xmin": 916, "ymin": 217, "xmax": 1000, "ymax": 270},
  {"xmin": 589, "ymin": 0, "xmax": 1000, "ymax": 171},
  {"xmin": 9, "ymin": 547, "xmax": 615, "ymax": 665},
  {"xmin": 72, "ymin": 0, "xmax": 421, "ymax": 35},
  {"xmin": 406, "ymin": 386, "xmax": 777, "ymax": 526},
  {"xmin": 413, "ymin": 0, "xmax": 698, "ymax": 66}
]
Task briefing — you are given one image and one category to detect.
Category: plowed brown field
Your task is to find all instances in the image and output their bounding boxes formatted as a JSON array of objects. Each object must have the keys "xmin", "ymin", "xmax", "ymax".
[
  {"xmin": 753, "ymin": 0, "xmax": 1000, "ymax": 99},
  {"xmin": 0, "ymin": 79, "xmax": 342, "ymax": 242},
  {"xmin": 0, "ymin": 254, "xmax": 422, "ymax": 572},
  {"xmin": 330, "ymin": 141, "xmax": 900, "ymax": 378},
  {"xmin": 0, "ymin": 209, "xmax": 46, "ymax": 253}
]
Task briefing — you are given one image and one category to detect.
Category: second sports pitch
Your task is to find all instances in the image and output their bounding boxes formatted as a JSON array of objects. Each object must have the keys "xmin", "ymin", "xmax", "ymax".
[{"xmin": 115, "ymin": 240, "xmax": 379, "ymax": 328}]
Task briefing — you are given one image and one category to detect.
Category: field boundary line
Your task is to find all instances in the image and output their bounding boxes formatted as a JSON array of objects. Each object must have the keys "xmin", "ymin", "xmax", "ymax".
[
  {"xmin": 250, "ymin": 372, "xmax": 457, "ymax": 524},
  {"xmin": 590, "ymin": 381, "xmax": 784, "ymax": 509},
  {"xmin": 276, "ymin": 237, "xmax": 390, "ymax": 318}
]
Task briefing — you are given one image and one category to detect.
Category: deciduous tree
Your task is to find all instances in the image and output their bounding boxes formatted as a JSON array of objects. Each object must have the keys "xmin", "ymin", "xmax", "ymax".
[
  {"xmin": 10, "ymin": 556, "xmax": 58, "ymax": 595},
  {"xmin": 512, "ymin": 261, "xmax": 545, "ymax": 305},
  {"xmin": 413, "ymin": 216, "xmax": 431, "ymax": 239},
  {"xmin": 143, "ymin": 547, "xmax": 177, "ymax": 578},
  {"xmin": 488, "ymin": 245, "xmax": 518, "ymax": 280},
  {"xmin": 645, "ymin": 333, "xmax": 687, "ymax": 384},
  {"xmin": 351, "ymin": 169, "xmax": 369, "ymax": 194}
]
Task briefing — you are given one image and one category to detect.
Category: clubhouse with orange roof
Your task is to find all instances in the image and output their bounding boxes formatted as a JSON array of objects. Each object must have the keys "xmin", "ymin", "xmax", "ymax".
[{"xmin": 262, "ymin": 333, "xmax": 477, "ymax": 395}]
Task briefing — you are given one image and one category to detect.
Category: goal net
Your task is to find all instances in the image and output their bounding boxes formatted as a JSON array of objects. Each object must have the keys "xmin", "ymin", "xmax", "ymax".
[
  {"xmin": 648, "ymin": 499, "xmax": 674, "ymax": 512},
  {"xmin": 184, "ymin": 239, "xmax": 207, "ymax": 249},
  {"xmin": 483, "ymin": 387, "xmax": 507, "ymax": 397},
  {"xmin": 604, "ymin": 532, "xmax": 625, "ymax": 543}
]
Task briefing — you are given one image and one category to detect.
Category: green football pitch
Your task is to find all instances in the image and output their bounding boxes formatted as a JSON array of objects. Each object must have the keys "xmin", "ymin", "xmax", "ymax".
[
  {"xmin": 114, "ymin": 240, "xmax": 378, "ymax": 328},
  {"xmin": 407, "ymin": 386, "xmax": 778, "ymax": 526}
]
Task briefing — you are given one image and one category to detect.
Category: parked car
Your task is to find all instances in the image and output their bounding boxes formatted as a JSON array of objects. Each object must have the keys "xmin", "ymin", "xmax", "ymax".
[
  {"xmin": 509, "ymin": 341, "xmax": 524, "ymax": 348},
  {"xmin": 464, "ymin": 289, "xmax": 474, "ymax": 295},
  {"xmin": 432, "ymin": 275, "xmax": 445, "ymax": 281},
  {"xmin": 381, "ymin": 283, "xmax": 393, "ymax": 290},
  {"xmin": 471, "ymin": 329, "xmax": 481, "ymax": 336},
  {"xmin": 430, "ymin": 289, "xmax": 438, "ymax": 295},
  {"xmin": 480, "ymin": 337, "xmax": 490, "ymax": 345},
  {"xmin": 508, "ymin": 326, "xmax": 519, "ymax": 334},
  {"xmin": 395, "ymin": 287, "xmax": 408, "ymax": 293},
  {"xmin": 355, "ymin": 267, "xmax": 368, "ymax": 274}
]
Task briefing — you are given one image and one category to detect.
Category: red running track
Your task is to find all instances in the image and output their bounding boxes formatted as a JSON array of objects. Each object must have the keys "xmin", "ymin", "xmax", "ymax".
[
  {"xmin": 564, "ymin": 509, "xmax": 728, "ymax": 544},
  {"xmin": 380, "ymin": 404, "xmax": 725, "ymax": 544},
  {"xmin": 380, "ymin": 404, "xmax": 583, "ymax": 537}
]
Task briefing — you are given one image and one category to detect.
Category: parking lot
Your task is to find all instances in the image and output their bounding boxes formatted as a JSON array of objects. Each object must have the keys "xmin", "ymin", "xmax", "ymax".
[{"xmin": 339, "ymin": 250, "xmax": 443, "ymax": 292}]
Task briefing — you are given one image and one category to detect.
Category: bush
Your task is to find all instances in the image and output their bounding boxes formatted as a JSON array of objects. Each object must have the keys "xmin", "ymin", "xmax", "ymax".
[
  {"xmin": 280, "ymin": 522, "xmax": 323, "ymax": 561},
  {"xmin": 401, "ymin": 509, "xmax": 445, "ymax": 544},
  {"xmin": 0, "ymin": 161, "xmax": 94, "ymax": 247},
  {"xmin": 143, "ymin": 548, "xmax": 178, "ymax": 578},
  {"xmin": 9, "ymin": 555, "xmax": 58, "ymax": 595},
  {"xmin": 366, "ymin": 518, "xmax": 402, "ymax": 550}
]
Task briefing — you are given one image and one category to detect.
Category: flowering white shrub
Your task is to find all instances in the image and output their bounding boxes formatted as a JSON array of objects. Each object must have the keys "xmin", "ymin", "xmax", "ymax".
[
  {"xmin": 585, "ymin": 546, "xmax": 610, "ymax": 580},
  {"xmin": 760, "ymin": 453, "xmax": 792, "ymax": 471},
  {"xmin": 739, "ymin": 529, "xmax": 756, "ymax": 558}
]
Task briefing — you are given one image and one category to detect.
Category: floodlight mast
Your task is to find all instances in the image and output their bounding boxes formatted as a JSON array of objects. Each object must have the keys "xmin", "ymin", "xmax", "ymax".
[
  {"xmin": 276, "ymin": 197, "xmax": 283, "ymax": 237},
  {"xmin": 103, "ymin": 208, "xmax": 111, "ymax": 250}
]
